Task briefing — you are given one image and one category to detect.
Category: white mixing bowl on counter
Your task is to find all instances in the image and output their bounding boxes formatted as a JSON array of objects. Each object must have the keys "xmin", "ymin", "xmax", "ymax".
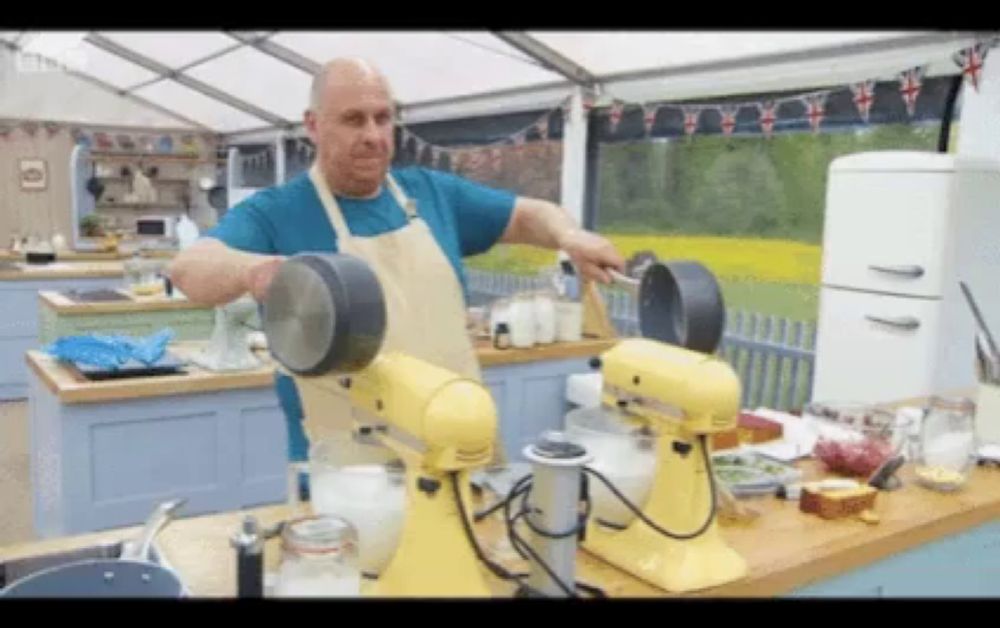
[
  {"xmin": 308, "ymin": 434, "xmax": 406, "ymax": 578},
  {"xmin": 564, "ymin": 405, "xmax": 658, "ymax": 528}
]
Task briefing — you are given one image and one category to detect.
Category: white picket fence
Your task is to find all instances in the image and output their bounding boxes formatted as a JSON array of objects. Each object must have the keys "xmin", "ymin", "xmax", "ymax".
[{"xmin": 467, "ymin": 269, "xmax": 817, "ymax": 411}]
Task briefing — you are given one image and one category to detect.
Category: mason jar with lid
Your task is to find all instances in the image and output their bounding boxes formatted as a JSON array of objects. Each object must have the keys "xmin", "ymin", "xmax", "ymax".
[
  {"xmin": 914, "ymin": 396, "xmax": 977, "ymax": 492},
  {"xmin": 273, "ymin": 515, "xmax": 361, "ymax": 598}
]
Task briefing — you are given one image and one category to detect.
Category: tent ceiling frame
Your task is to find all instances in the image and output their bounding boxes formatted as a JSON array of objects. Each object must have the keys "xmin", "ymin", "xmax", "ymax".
[
  {"xmin": 83, "ymin": 32, "xmax": 292, "ymax": 128},
  {"xmin": 0, "ymin": 40, "xmax": 209, "ymax": 130},
  {"xmin": 492, "ymin": 32, "xmax": 599, "ymax": 87},
  {"xmin": 123, "ymin": 37, "xmax": 247, "ymax": 93},
  {"xmin": 226, "ymin": 31, "xmax": 320, "ymax": 77}
]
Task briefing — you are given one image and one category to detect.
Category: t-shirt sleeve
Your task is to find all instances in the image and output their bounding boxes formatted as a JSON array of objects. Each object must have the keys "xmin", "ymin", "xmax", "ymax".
[
  {"xmin": 203, "ymin": 195, "xmax": 276, "ymax": 255},
  {"xmin": 429, "ymin": 170, "xmax": 516, "ymax": 257}
]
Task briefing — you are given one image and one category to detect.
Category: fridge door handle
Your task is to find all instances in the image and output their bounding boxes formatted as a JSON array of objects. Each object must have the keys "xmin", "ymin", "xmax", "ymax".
[
  {"xmin": 867, "ymin": 264, "xmax": 925, "ymax": 278},
  {"xmin": 865, "ymin": 314, "xmax": 921, "ymax": 330}
]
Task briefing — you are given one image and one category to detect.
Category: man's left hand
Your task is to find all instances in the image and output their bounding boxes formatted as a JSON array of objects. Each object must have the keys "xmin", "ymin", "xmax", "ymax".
[{"xmin": 559, "ymin": 229, "xmax": 626, "ymax": 284}]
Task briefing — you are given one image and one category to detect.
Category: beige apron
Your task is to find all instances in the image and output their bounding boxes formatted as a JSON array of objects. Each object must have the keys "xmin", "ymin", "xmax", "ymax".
[{"xmin": 302, "ymin": 165, "xmax": 502, "ymax": 457}]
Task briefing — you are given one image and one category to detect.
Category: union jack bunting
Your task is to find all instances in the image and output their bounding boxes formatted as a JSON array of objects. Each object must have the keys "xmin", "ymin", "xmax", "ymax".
[
  {"xmin": 898, "ymin": 66, "xmax": 925, "ymax": 117},
  {"xmin": 682, "ymin": 106, "xmax": 701, "ymax": 139},
  {"xmin": 719, "ymin": 106, "xmax": 738, "ymax": 137},
  {"xmin": 642, "ymin": 103, "xmax": 659, "ymax": 135},
  {"xmin": 757, "ymin": 101, "xmax": 777, "ymax": 138},
  {"xmin": 803, "ymin": 94, "xmax": 826, "ymax": 134},
  {"xmin": 953, "ymin": 44, "xmax": 989, "ymax": 92},
  {"xmin": 608, "ymin": 101, "xmax": 625, "ymax": 133},
  {"xmin": 850, "ymin": 80, "xmax": 876, "ymax": 123}
]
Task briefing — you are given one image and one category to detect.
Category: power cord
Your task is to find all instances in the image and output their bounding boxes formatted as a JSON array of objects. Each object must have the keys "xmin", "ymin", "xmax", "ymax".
[
  {"xmin": 583, "ymin": 434, "xmax": 717, "ymax": 540},
  {"xmin": 453, "ymin": 471, "xmax": 606, "ymax": 599}
]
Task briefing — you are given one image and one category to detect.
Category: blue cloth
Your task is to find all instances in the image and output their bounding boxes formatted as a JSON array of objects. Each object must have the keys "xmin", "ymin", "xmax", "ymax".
[{"xmin": 206, "ymin": 166, "xmax": 517, "ymax": 462}]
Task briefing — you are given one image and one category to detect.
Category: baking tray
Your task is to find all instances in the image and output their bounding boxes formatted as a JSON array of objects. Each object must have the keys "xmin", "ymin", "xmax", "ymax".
[
  {"xmin": 62, "ymin": 289, "xmax": 131, "ymax": 303},
  {"xmin": 713, "ymin": 451, "xmax": 802, "ymax": 496},
  {"xmin": 72, "ymin": 352, "xmax": 187, "ymax": 381}
]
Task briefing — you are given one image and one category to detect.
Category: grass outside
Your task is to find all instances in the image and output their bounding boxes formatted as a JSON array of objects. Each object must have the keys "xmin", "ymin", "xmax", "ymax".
[{"xmin": 467, "ymin": 235, "xmax": 822, "ymax": 322}]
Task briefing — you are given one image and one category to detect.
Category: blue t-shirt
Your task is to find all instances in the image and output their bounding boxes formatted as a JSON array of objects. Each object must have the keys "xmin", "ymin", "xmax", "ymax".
[
  {"xmin": 206, "ymin": 166, "xmax": 516, "ymax": 463},
  {"xmin": 205, "ymin": 166, "xmax": 517, "ymax": 295}
]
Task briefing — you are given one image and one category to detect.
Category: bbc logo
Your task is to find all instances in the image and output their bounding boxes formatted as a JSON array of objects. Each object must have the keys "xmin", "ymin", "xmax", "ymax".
[{"xmin": 14, "ymin": 50, "xmax": 87, "ymax": 74}]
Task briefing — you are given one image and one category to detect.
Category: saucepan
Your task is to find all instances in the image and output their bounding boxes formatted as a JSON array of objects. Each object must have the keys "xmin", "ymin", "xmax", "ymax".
[
  {"xmin": 607, "ymin": 260, "xmax": 726, "ymax": 354},
  {"xmin": 264, "ymin": 253, "xmax": 388, "ymax": 376},
  {"xmin": 0, "ymin": 559, "xmax": 186, "ymax": 598}
]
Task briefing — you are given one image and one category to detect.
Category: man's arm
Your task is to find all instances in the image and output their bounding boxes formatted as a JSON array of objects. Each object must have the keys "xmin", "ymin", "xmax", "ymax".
[
  {"xmin": 167, "ymin": 238, "xmax": 285, "ymax": 305},
  {"xmin": 500, "ymin": 197, "xmax": 625, "ymax": 283}
]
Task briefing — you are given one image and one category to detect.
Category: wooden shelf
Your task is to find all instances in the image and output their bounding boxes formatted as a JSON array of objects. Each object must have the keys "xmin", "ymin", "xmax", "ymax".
[
  {"xmin": 97, "ymin": 203, "xmax": 185, "ymax": 210},
  {"xmin": 97, "ymin": 176, "xmax": 191, "ymax": 185},
  {"xmin": 88, "ymin": 151, "xmax": 225, "ymax": 165}
]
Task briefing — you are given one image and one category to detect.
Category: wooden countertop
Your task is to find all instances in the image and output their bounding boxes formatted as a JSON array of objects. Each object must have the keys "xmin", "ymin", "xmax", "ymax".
[
  {"xmin": 475, "ymin": 337, "xmax": 617, "ymax": 367},
  {"xmin": 0, "ymin": 261, "xmax": 124, "ymax": 281},
  {"xmin": 26, "ymin": 342, "xmax": 277, "ymax": 404},
  {"xmin": 0, "ymin": 249, "xmax": 176, "ymax": 262},
  {"xmin": 4, "ymin": 449, "xmax": 999, "ymax": 598},
  {"xmin": 26, "ymin": 337, "xmax": 620, "ymax": 404},
  {"xmin": 38, "ymin": 290, "xmax": 211, "ymax": 315}
]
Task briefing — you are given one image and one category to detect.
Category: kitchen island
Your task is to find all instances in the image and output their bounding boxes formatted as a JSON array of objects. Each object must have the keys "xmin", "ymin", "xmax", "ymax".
[
  {"xmin": 0, "ymin": 261, "xmax": 125, "ymax": 400},
  {"xmin": 23, "ymin": 336, "xmax": 617, "ymax": 537},
  {"xmin": 4, "ymin": 414, "xmax": 1000, "ymax": 597}
]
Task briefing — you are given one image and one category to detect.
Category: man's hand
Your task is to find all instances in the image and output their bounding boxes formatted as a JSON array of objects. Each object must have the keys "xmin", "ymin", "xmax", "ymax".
[
  {"xmin": 558, "ymin": 229, "xmax": 625, "ymax": 284},
  {"xmin": 243, "ymin": 255, "xmax": 287, "ymax": 302}
]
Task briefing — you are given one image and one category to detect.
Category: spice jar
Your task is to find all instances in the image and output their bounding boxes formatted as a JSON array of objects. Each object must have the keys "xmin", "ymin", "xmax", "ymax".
[
  {"xmin": 555, "ymin": 298, "xmax": 583, "ymax": 342},
  {"xmin": 273, "ymin": 515, "xmax": 361, "ymax": 597},
  {"xmin": 533, "ymin": 290, "xmax": 557, "ymax": 344},
  {"xmin": 493, "ymin": 322, "xmax": 512, "ymax": 350},
  {"xmin": 914, "ymin": 396, "xmax": 977, "ymax": 492},
  {"xmin": 508, "ymin": 294, "xmax": 536, "ymax": 348}
]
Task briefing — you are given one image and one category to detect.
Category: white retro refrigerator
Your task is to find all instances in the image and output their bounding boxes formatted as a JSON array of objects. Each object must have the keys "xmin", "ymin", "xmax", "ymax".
[{"xmin": 812, "ymin": 151, "xmax": 1000, "ymax": 404}]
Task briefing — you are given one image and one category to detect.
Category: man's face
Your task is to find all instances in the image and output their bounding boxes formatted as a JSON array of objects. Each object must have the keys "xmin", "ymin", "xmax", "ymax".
[{"xmin": 306, "ymin": 76, "xmax": 395, "ymax": 196}]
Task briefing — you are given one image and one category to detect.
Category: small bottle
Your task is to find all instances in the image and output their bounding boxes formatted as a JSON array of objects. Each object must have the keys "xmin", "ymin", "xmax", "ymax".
[{"xmin": 494, "ymin": 322, "xmax": 512, "ymax": 350}]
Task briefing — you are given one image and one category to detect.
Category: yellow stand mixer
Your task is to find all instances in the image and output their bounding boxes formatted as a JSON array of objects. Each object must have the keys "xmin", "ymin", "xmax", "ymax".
[
  {"xmin": 581, "ymin": 338, "xmax": 747, "ymax": 593},
  {"xmin": 262, "ymin": 253, "xmax": 498, "ymax": 597}
]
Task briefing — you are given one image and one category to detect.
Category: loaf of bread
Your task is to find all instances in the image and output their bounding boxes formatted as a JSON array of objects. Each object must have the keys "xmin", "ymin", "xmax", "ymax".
[{"xmin": 800, "ymin": 484, "xmax": 877, "ymax": 520}]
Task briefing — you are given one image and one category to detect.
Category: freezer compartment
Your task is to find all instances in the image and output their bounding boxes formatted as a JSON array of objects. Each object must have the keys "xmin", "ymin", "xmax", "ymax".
[
  {"xmin": 821, "ymin": 168, "xmax": 953, "ymax": 298},
  {"xmin": 812, "ymin": 287, "xmax": 974, "ymax": 404}
]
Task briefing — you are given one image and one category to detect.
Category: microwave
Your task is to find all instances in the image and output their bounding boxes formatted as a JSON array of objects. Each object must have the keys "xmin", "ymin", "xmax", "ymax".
[{"xmin": 135, "ymin": 216, "xmax": 176, "ymax": 239}]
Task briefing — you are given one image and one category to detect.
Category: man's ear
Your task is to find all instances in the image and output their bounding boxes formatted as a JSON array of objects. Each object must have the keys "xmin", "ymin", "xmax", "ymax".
[{"xmin": 303, "ymin": 109, "xmax": 319, "ymax": 145}]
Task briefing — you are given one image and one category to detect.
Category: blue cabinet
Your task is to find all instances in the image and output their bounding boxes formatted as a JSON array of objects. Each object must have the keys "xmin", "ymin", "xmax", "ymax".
[
  {"xmin": 1, "ymin": 277, "xmax": 120, "ymax": 400},
  {"xmin": 483, "ymin": 357, "xmax": 595, "ymax": 461},
  {"xmin": 789, "ymin": 519, "xmax": 1000, "ymax": 597}
]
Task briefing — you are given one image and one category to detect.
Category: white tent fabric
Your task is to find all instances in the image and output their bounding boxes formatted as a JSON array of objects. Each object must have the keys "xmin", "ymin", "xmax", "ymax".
[{"xmin": 0, "ymin": 31, "xmax": 986, "ymax": 136}]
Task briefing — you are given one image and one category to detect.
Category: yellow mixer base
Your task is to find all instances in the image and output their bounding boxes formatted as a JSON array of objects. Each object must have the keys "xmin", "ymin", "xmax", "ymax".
[
  {"xmin": 583, "ymin": 522, "xmax": 747, "ymax": 593},
  {"xmin": 368, "ymin": 468, "xmax": 492, "ymax": 598}
]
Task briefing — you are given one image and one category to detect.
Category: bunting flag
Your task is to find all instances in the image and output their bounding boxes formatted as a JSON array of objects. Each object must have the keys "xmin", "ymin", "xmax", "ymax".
[
  {"xmin": 681, "ymin": 106, "xmax": 701, "ymax": 139},
  {"xmin": 536, "ymin": 116, "xmax": 549, "ymax": 139},
  {"xmin": 719, "ymin": 106, "xmax": 738, "ymax": 137},
  {"xmin": 608, "ymin": 100, "xmax": 625, "ymax": 133},
  {"xmin": 757, "ymin": 101, "xmax": 777, "ymax": 138},
  {"xmin": 850, "ymin": 80, "xmax": 876, "ymax": 123},
  {"xmin": 44, "ymin": 122, "xmax": 60, "ymax": 138},
  {"xmin": 642, "ymin": 103, "xmax": 659, "ymax": 135},
  {"xmin": 954, "ymin": 44, "xmax": 989, "ymax": 92},
  {"xmin": 898, "ymin": 66, "xmax": 924, "ymax": 117},
  {"xmin": 803, "ymin": 94, "xmax": 826, "ymax": 134},
  {"xmin": 21, "ymin": 121, "xmax": 38, "ymax": 137}
]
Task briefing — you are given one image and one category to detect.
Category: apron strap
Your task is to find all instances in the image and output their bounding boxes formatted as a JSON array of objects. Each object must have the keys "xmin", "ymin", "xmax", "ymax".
[
  {"xmin": 386, "ymin": 174, "xmax": 418, "ymax": 220},
  {"xmin": 310, "ymin": 165, "xmax": 419, "ymax": 249}
]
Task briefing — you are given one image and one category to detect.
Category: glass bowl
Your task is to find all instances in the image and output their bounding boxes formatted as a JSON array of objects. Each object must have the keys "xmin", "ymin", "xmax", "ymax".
[{"xmin": 803, "ymin": 401, "xmax": 913, "ymax": 478}]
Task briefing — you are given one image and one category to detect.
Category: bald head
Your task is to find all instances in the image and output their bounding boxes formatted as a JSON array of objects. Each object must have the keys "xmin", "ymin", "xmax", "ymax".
[
  {"xmin": 309, "ymin": 58, "xmax": 393, "ymax": 112},
  {"xmin": 304, "ymin": 57, "xmax": 397, "ymax": 197}
]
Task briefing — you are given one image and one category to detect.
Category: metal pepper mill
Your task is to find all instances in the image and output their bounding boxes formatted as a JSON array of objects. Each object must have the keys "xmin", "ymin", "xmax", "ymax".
[
  {"xmin": 230, "ymin": 516, "xmax": 285, "ymax": 598},
  {"xmin": 519, "ymin": 430, "xmax": 592, "ymax": 598}
]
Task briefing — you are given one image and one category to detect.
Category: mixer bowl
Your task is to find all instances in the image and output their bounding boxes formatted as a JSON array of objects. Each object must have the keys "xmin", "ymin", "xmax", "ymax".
[
  {"xmin": 308, "ymin": 434, "xmax": 406, "ymax": 577},
  {"xmin": 564, "ymin": 406, "xmax": 658, "ymax": 527}
]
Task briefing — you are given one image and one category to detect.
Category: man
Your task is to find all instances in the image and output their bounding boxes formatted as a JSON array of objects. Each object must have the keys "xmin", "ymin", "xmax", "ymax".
[{"xmin": 169, "ymin": 58, "xmax": 625, "ymax": 465}]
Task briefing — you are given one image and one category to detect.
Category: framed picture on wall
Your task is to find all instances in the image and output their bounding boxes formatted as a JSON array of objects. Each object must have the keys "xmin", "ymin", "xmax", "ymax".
[{"xmin": 19, "ymin": 158, "xmax": 48, "ymax": 191}]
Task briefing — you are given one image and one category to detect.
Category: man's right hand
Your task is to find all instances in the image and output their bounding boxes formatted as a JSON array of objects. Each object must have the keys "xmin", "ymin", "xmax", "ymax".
[{"xmin": 244, "ymin": 255, "xmax": 287, "ymax": 302}]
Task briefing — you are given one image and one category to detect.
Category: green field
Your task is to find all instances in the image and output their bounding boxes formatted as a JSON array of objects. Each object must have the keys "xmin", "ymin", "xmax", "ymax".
[{"xmin": 718, "ymin": 279, "xmax": 817, "ymax": 322}]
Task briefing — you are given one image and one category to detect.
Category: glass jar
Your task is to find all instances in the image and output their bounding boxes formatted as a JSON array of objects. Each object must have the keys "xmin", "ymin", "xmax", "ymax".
[
  {"xmin": 555, "ymin": 298, "xmax": 583, "ymax": 343},
  {"xmin": 488, "ymin": 297, "xmax": 511, "ymax": 344},
  {"xmin": 308, "ymin": 434, "xmax": 406, "ymax": 578},
  {"xmin": 508, "ymin": 294, "xmax": 536, "ymax": 348},
  {"xmin": 533, "ymin": 290, "xmax": 557, "ymax": 344},
  {"xmin": 274, "ymin": 515, "xmax": 361, "ymax": 598},
  {"xmin": 914, "ymin": 396, "xmax": 977, "ymax": 492}
]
